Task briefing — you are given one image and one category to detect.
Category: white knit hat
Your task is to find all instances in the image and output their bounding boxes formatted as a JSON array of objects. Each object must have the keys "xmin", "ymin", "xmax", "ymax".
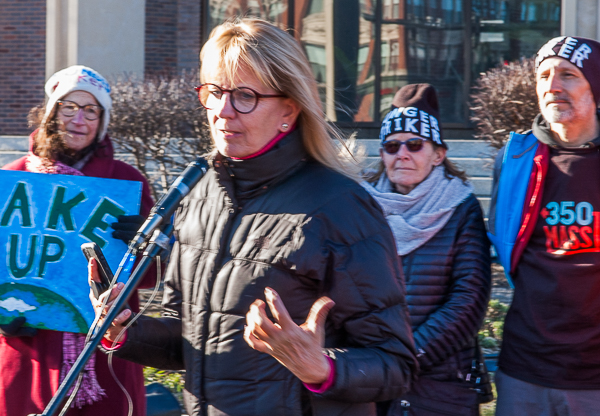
[{"xmin": 44, "ymin": 65, "xmax": 112, "ymax": 141}]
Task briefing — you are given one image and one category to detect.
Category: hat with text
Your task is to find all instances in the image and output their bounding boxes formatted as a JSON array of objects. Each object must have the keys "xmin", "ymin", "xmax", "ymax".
[
  {"xmin": 380, "ymin": 83, "xmax": 446, "ymax": 148},
  {"xmin": 44, "ymin": 65, "xmax": 112, "ymax": 141},
  {"xmin": 536, "ymin": 36, "xmax": 600, "ymax": 105}
]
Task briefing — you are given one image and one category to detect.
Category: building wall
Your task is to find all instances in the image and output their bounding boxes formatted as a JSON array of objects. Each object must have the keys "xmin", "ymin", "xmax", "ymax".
[
  {"xmin": 145, "ymin": 0, "xmax": 178, "ymax": 75},
  {"xmin": 562, "ymin": 0, "xmax": 600, "ymax": 39},
  {"xmin": 0, "ymin": 0, "xmax": 46, "ymax": 135},
  {"xmin": 45, "ymin": 0, "xmax": 144, "ymax": 79},
  {"xmin": 65, "ymin": 0, "xmax": 145, "ymax": 79},
  {"xmin": 145, "ymin": 0, "xmax": 201, "ymax": 76},
  {"xmin": 177, "ymin": 0, "xmax": 201, "ymax": 73}
]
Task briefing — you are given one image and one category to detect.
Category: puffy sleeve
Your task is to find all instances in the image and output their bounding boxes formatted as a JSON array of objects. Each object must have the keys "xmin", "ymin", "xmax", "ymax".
[
  {"xmin": 304, "ymin": 189, "xmax": 418, "ymax": 403},
  {"xmin": 411, "ymin": 195, "xmax": 491, "ymax": 368},
  {"xmin": 106, "ymin": 238, "xmax": 185, "ymax": 370}
]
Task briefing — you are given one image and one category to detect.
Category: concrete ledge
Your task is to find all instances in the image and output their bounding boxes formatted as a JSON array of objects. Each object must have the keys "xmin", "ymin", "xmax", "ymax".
[
  {"xmin": 0, "ymin": 136, "xmax": 29, "ymax": 152},
  {"xmin": 0, "ymin": 136, "xmax": 495, "ymax": 203},
  {"xmin": 479, "ymin": 197, "xmax": 491, "ymax": 217},
  {"xmin": 356, "ymin": 138, "xmax": 493, "ymax": 158},
  {"xmin": 471, "ymin": 177, "xmax": 492, "ymax": 197},
  {"xmin": 363, "ymin": 156, "xmax": 493, "ymax": 178},
  {"xmin": 0, "ymin": 152, "xmax": 27, "ymax": 166}
]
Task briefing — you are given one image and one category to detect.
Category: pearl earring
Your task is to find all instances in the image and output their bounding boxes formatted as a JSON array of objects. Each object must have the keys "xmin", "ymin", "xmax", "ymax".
[{"xmin": 281, "ymin": 123, "xmax": 289, "ymax": 130}]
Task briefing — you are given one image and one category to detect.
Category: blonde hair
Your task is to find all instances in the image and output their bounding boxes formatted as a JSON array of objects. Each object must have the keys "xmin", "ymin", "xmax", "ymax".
[{"xmin": 200, "ymin": 18, "xmax": 358, "ymax": 178}]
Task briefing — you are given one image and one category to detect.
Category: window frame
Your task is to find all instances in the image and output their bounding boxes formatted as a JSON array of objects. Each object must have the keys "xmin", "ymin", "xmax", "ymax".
[{"xmin": 198, "ymin": 0, "xmax": 483, "ymax": 129}]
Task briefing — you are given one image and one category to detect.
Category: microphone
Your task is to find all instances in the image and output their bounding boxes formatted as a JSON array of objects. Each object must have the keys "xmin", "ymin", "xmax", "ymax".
[{"xmin": 129, "ymin": 157, "xmax": 209, "ymax": 251}]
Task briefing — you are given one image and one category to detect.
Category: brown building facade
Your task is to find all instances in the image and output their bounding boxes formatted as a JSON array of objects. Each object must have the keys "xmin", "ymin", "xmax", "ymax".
[{"xmin": 0, "ymin": 0, "xmax": 569, "ymax": 136}]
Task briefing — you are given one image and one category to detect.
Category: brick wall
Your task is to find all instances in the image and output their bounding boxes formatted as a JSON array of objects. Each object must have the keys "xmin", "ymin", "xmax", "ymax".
[
  {"xmin": 145, "ymin": 0, "xmax": 201, "ymax": 76},
  {"xmin": 177, "ymin": 0, "xmax": 201, "ymax": 73},
  {"xmin": 0, "ymin": 0, "xmax": 200, "ymax": 135},
  {"xmin": 145, "ymin": 0, "xmax": 178, "ymax": 76},
  {"xmin": 0, "ymin": 0, "xmax": 46, "ymax": 135}
]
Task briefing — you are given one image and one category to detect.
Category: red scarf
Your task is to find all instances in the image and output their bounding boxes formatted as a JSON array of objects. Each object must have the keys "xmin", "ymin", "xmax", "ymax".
[{"xmin": 24, "ymin": 152, "xmax": 106, "ymax": 408}]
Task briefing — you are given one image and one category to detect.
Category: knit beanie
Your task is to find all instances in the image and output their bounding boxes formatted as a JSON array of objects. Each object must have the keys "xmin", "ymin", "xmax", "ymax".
[
  {"xmin": 44, "ymin": 65, "xmax": 112, "ymax": 141},
  {"xmin": 535, "ymin": 36, "xmax": 600, "ymax": 105},
  {"xmin": 380, "ymin": 83, "xmax": 446, "ymax": 148}
]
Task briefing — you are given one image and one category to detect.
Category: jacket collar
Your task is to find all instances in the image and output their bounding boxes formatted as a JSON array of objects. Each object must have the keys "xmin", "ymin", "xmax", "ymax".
[{"xmin": 213, "ymin": 129, "xmax": 308, "ymax": 201}]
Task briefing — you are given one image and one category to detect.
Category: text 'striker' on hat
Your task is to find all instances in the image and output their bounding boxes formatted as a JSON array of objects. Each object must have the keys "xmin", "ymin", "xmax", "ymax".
[{"xmin": 380, "ymin": 83, "xmax": 446, "ymax": 148}]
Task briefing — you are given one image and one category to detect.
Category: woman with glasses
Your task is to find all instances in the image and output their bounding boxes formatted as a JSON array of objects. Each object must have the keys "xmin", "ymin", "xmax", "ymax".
[
  {"xmin": 363, "ymin": 84, "xmax": 492, "ymax": 416},
  {"xmin": 92, "ymin": 18, "xmax": 417, "ymax": 416},
  {"xmin": 0, "ymin": 65, "xmax": 154, "ymax": 416}
]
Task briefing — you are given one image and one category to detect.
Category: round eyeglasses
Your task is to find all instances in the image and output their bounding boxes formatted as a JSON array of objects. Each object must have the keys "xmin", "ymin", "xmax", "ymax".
[
  {"xmin": 195, "ymin": 83, "xmax": 286, "ymax": 114},
  {"xmin": 382, "ymin": 138, "xmax": 429, "ymax": 154},
  {"xmin": 56, "ymin": 100, "xmax": 103, "ymax": 121}
]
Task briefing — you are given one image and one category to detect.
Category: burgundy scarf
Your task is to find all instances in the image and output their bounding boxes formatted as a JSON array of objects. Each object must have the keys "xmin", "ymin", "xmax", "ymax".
[{"xmin": 25, "ymin": 152, "xmax": 107, "ymax": 408}]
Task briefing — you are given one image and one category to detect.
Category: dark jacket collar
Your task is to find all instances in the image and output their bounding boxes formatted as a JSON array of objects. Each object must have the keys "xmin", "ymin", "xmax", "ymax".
[
  {"xmin": 532, "ymin": 113, "xmax": 600, "ymax": 148},
  {"xmin": 213, "ymin": 129, "xmax": 309, "ymax": 201}
]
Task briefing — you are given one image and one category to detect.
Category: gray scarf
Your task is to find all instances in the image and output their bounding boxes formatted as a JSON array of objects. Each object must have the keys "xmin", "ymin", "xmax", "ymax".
[{"xmin": 362, "ymin": 166, "xmax": 473, "ymax": 255}]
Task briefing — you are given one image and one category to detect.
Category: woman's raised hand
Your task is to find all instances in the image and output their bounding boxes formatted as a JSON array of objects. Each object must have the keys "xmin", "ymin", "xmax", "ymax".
[
  {"xmin": 88, "ymin": 258, "xmax": 132, "ymax": 342},
  {"xmin": 244, "ymin": 287, "xmax": 335, "ymax": 385}
]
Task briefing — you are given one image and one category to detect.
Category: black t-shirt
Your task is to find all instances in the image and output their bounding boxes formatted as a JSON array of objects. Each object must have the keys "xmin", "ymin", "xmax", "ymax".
[{"xmin": 499, "ymin": 146, "xmax": 600, "ymax": 389}]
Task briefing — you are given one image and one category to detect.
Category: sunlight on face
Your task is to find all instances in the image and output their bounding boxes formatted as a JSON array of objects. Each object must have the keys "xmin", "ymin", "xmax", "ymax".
[
  {"xmin": 536, "ymin": 57, "xmax": 596, "ymax": 126},
  {"xmin": 56, "ymin": 91, "xmax": 101, "ymax": 151},
  {"xmin": 204, "ymin": 66, "xmax": 300, "ymax": 158},
  {"xmin": 380, "ymin": 132, "xmax": 446, "ymax": 194}
]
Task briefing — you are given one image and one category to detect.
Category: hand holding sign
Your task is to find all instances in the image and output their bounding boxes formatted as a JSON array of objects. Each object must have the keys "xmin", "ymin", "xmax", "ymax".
[
  {"xmin": 0, "ymin": 316, "xmax": 37, "ymax": 337},
  {"xmin": 111, "ymin": 214, "xmax": 145, "ymax": 244}
]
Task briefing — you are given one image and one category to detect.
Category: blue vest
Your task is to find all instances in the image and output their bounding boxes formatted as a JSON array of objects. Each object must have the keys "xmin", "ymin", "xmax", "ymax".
[{"xmin": 488, "ymin": 132, "xmax": 539, "ymax": 287}]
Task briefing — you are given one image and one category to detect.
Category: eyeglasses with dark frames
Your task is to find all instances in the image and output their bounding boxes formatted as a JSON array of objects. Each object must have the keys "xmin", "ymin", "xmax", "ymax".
[
  {"xmin": 382, "ymin": 138, "xmax": 429, "ymax": 154},
  {"xmin": 194, "ymin": 83, "xmax": 286, "ymax": 114},
  {"xmin": 56, "ymin": 100, "xmax": 103, "ymax": 121}
]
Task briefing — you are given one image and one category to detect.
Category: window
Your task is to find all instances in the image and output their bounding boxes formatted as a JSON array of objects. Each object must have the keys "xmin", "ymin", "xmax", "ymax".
[
  {"xmin": 208, "ymin": 0, "xmax": 289, "ymax": 32},
  {"xmin": 207, "ymin": 0, "xmax": 560, "ymax": 126}
]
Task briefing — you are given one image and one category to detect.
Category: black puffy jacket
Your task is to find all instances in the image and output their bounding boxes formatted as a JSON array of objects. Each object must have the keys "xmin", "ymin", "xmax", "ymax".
[
  {"xmin": 113, "ymin": 132, "xmax": 418, "ymax": 416},
  {"xmin": 402, "ymin": 194, "xmax": 491, "ymax": 379}
]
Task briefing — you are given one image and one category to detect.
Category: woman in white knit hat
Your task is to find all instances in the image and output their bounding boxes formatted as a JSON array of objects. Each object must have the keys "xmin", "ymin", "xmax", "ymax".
[{"xmin": 0, "ymin": 65, "xmax": 154, "ymax": 416}]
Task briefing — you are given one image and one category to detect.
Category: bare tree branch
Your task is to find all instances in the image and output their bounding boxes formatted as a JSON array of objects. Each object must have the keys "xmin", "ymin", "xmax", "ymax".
[
  {"xmin": 470, "ymin": 58, "xmax": 538, "ymax": 158},
  {"xmin": 108, "ymin": 71, "xmax": 213, "ymax": 199}
]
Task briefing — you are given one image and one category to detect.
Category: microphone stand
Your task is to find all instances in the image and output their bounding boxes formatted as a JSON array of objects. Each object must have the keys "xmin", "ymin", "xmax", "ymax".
[
  {"xmin": 30, "ymin": 157, "xmax": 207, "ymax": 416},
  {"xmin": 31, "ymin": 224, "xmax": 173, "ymax": 416}
]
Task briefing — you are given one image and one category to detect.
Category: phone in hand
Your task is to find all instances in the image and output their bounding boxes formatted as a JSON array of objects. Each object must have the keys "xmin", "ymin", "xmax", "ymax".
[
  {"xmin": 81, "ymin": 242, "xmax": 136, "ymax": 326},
  {"xmin": 81, "ymin": 242, "xmax": 113, "ymax": 299}
]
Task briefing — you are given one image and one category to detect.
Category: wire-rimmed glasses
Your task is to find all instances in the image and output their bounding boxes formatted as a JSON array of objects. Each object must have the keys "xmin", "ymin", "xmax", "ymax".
[{"xmin": 195, "ymin": 83, "xmax": 286, "ymax": 114}]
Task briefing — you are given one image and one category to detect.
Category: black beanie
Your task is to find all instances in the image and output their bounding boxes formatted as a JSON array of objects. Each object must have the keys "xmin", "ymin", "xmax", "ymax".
[
  {"xmin": 380, "ymin": 83, "xmax": 446, "ymax": 148},
  {"xmin": 536, "ymin": 36, "xmax": 600, "ymax": 105}
]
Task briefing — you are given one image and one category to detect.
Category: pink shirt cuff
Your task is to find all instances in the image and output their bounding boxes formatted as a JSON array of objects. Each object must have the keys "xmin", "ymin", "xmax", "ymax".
[
  {"xmin": 100, "ymin": 331, "xmax": 128, "ymax": 350},
  {"xmin": 303, "ymin": 355, "xmax": 335, "ymax": 394}
]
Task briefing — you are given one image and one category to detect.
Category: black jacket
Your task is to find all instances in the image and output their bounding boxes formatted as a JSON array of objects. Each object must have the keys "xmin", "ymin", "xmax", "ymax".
[
  {"xmin": 402, "ymin": 194, "xmax": 491, "ymax": 379},
  {"xmin": 113, "ymin": 132, "xmax": 418, "ymax": 416}
]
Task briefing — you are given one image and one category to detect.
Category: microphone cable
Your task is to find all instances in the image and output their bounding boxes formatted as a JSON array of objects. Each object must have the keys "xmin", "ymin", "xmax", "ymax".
[
  {"xmin": 57, "ymin": 256, "xmax": 164, "ymax": 416},
  {"xmin": 107, "ymin": 256, "xmax": 164, "ymax": 416},
  {"xmin": 55, "ymin": 157, "xmax": 207, "ymax": 414}
]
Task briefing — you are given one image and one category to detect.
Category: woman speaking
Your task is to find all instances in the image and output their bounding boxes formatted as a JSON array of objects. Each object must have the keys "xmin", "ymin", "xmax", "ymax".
[{"xmin": 93, "ymin": 18, "xmax": 418, "ymax": 416}]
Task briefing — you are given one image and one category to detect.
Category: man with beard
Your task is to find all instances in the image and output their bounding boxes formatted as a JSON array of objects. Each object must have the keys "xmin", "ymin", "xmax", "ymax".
[{"xmin": 488, "ymin": 36, "xmax": 600, "ymax": 415}]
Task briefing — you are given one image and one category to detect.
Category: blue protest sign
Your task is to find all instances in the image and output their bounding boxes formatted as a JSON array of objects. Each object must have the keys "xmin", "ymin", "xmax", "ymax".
[{"xmin": 0, "ymin": 170, "xmax": 142, "ymax": 333}]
